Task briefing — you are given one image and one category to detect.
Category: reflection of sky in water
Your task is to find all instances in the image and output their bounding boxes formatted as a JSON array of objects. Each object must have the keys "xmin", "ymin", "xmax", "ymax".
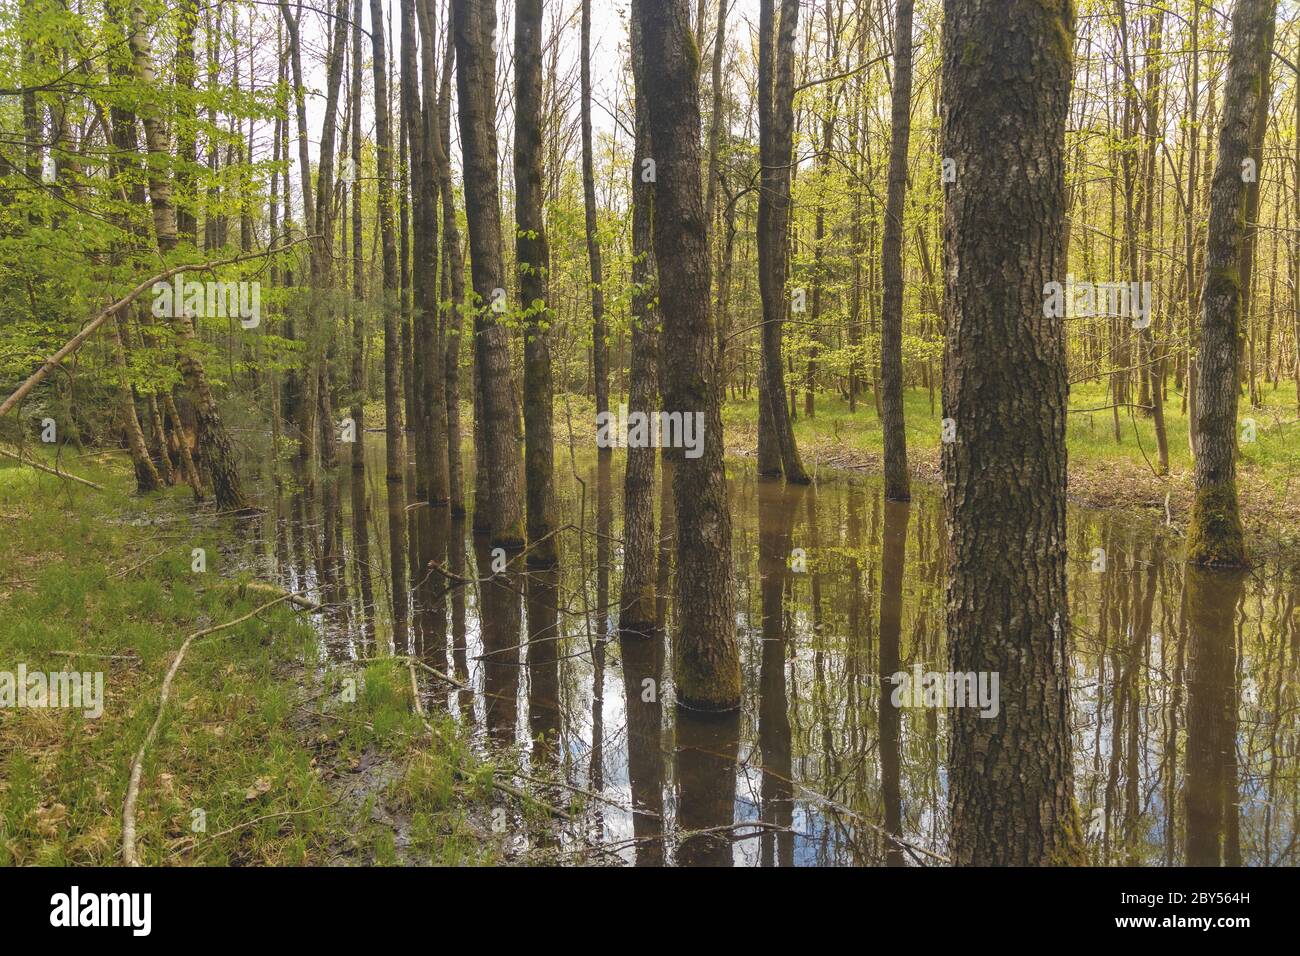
[{"xmin": 231, "ymin": 441, "xmax": 1300, "ymax": 866}]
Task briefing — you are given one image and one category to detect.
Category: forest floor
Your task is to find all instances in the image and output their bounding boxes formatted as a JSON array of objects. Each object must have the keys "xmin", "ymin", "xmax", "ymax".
[
  {"xmin": 0, "ymin": 456, "xmax": 514, "ymax": 866},
  {"xmin": 4, "ymin": 377, "xmax": 1297, "ymax": 865},
  {"xmin": 720, "ymin": 381, "xmax": 1300, "ymax": 552}
]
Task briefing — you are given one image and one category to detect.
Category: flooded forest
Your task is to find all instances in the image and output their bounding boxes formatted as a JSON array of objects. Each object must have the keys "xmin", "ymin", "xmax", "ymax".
[{"xmin": 1, "ymin": 0, "xmax": 1298, "ymax": 875}]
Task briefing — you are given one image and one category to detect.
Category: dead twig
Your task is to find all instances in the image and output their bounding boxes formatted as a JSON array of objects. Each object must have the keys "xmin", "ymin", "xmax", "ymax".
[
  {"xmin": 50, "ymin": 650, "xmax": 139, "ymax": 661},
  {"xmin": 166, "ymin": 799, "xmax": 343, "ymax": 858},
  {"xmin": 121, "ymin": 590, "xmax": 306, "ymax": 866}
]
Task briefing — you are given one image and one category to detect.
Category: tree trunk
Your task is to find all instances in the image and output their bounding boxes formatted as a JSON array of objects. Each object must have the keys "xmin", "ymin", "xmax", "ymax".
[
  {"xmin": 104, "ymin": 63, "xmax": 166, "ymax": 494},
  {"xmin": 278, "ymin": 1, "xmax": 315, "ymax": 242},
  {"xmin": 941, "ymin": 0, "xmax": 1082, "ymax": 865},
  {"xmin": 633, "ymin": 0, "xmax": 739, "ymax": 711},
  {"xmin": 620, "ymin": 7, "xmax": 660, "ymax": 635},
  {"xmin": 350, "ymin": 0, "xmax": 366, "ymax": 470},
  {"xmin": 174, "ymin": 0, "xmax": 198, "ymax": 244},
  {"xmin": 370, "ymin": 0, "xmax": 406, "ymax": 485},
  {"xmin": 277, "ymin": 0, "xmax": 312, "ymax": 444},
  {"xmin": 515, "ymin": 0, "xmax": 557, "ymax": 566},
  {"xmin": 401, "ymin": 0, "xmax": 438, "ymax": 501},
  {"xmin": 128, "ymin": 0, "xmax": 246, "ymax": 512},
  {"xmin": 399, "ymin": 79, "xmax": 415, "ymax": 439},
  {"xmin": 452, "ymin": 0, "xmax": 524, "ymax": 547},
  {"xmin": 417, "ymin": 0, "xmax": 450, "ymax": 505},
  {"xmin": 1140, "ymin": 7, "xmax": 1169, "ymax": 473},
  {"xmin": 581, "ymin": 0, "xmax": 610, "ymax": 449},
  {"xmin": 880, "ymin": 0, "xmax": 913, "ymax": 501},
  {"xmin": 126, "ymin": 1, "xmax": 177, "ymax": 254},
  {"xmin": 1294, "ymin": 28, "xmax": 1300, "ymax": 415},
  {"xmin": 1187, "ymin": 0, "xmax": 1275, "ymax": 568},
  {"xmin": 165, "ymin": 389, "xmax": 204, "ymax": 497},
  {"xmin": 756, "ymin": 0, "xmax": 809, "ymax": 482},
  {"xmin": 705, "ymin": 0, "xmax": 726, "ymax": 381},
  {"xmin": 437, "ymin": 19, "xmax": 467, "ymax": 515},
  {"xmin": 108, "ymin": 309, "xmax": 162, "ymax": 493}
]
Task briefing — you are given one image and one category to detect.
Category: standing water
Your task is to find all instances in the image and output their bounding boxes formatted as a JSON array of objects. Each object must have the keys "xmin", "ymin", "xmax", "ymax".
[{"xmin": 227, "ymin": 439, "xmax": 1299, "ymax": 866}]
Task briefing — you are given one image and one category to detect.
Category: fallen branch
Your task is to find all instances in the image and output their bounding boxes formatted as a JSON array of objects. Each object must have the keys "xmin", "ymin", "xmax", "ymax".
[
  {"xmin": 407, "ymin": 656, "xmax": 469, "ymax": 690},
  {"xmin": 215, "ymin": 580, "xmax": 322, "ymax": 611},
  {"xmin": 166, "ymin": 798, "xmax": 343, "ymax": 859},
  {"xmin": 121, "ymin": 590, "xmax": 304, "ymax": 866},
  {"xmin": 354, "ymin": 654, "xmax": 469, "ymax": 690},
  {"xmin": 0, "ymin": 446, "xmax": 103, "ymax": 490},
  {"xmin": 594, "ymin": 820, "xmax": 802, "ymax": 858},
  {"xmin": 484, "ymin": 775, "xmax": 572, "ymax": 822},
  {"xmin": 109, "ymin": 548, "xmax": 171, "ymax": 580},
  {"xmin": 498, "ymin": 767, "xmax": 644, "ymax": 817}
]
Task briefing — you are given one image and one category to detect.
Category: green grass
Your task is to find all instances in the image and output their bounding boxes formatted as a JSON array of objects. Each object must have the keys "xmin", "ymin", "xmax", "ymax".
[
  {"xmin": 721, "ymin": 379, "xmax": 1300, "ymax": 503},
  {"xmin": 0, "ymin": 453, "xmax": 498, "ymax": 866},
  {"xmin": 1063, "ymin": 380, "xmax": 1299, "ymax": 491},
  {"xmin": 722, "ymin": 386, "xmax": 941, "ymax": 463}
]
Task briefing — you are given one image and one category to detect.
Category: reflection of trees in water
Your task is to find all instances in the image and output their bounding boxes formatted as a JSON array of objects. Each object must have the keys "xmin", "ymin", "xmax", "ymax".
[
  {"xmin": 240, "ymin": 446, "xmax": 1297, "ymax": 866},
  {"xmin": 878, "ymin": 499, "xmax": 909, "ymax": 867},
  {"xmin": 676, "ymin": 709, "xmax": 741, "ymax": 867},
  {"xmin": 473, "ymin": 536, "xmax": 521, "ymax": 749},
  {"xmin": 449, "ymin": 517, "xmax": 469, "ymax": 683},
  {"xmin": 1184, "ymin": 568, "xmax": 1243, "ymax": 867},
  {"xmin": 757, "ymin": 478, "xmax": 797, "ymax": 867},
  {"xmin": 411, "ymin": 502, "xmax": 449, "ymax": 710},
  {"xmin": 385, "ymin": 476, "xmax": 408, "ymax": 656},
  {"xmin": 1068, "ymin": 515, "xmax": 1292, "ymax": 866},
  {"xmin": 618, "ymin": 626, "xmax": 664, "ymax": 866},
  {"xmin": 526, "ymin": 565, "xmax": 562, "ymax": 768},
  {"xmin": 348, "ymin": 457, "xmax": 375, "ymax": 653},
  {"xmin": 590, "ymin": 458, "xmax": 612, "ymax": 827}
]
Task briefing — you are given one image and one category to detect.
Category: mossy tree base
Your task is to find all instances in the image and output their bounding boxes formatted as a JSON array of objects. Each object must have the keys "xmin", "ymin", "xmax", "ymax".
[{"xmin": 1187, "ymin": 481, "xmax": 1249, "ymax": 568}]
